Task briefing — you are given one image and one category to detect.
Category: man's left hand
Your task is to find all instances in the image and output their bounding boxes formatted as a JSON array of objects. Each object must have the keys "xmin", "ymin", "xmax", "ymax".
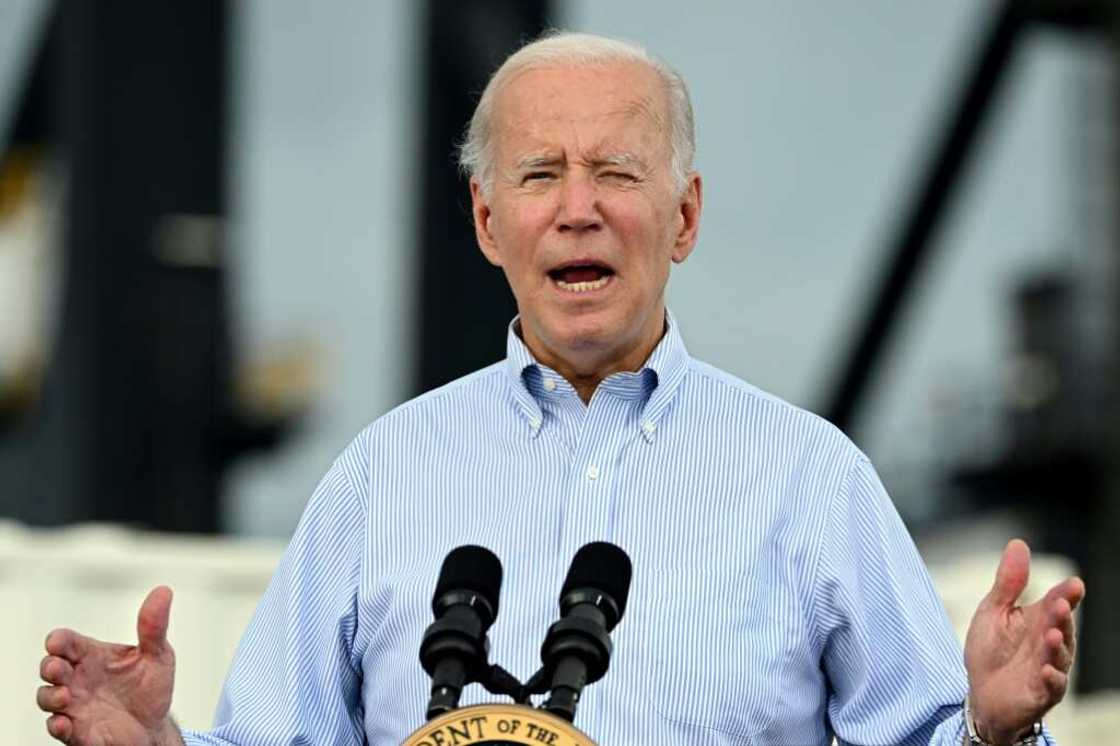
[{"xmin": 964, "ymin": 539, "xmax": 1085, "ymax": 745}]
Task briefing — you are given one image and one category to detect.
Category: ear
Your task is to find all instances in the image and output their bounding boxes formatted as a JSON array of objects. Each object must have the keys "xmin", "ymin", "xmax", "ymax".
[
  {"xmin": 671, "ymin": 172, "xmax": 702, "ymax": 264},
  {"xmin": 470, "ymin": 178, "xmax": 503, "ymax": 267}
]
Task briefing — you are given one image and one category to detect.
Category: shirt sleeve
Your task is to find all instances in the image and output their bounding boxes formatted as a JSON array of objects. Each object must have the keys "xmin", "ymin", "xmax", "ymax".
[
  {"xmin": 179, "ymin": 444, "xmax": 369, "ymax": 745},
  {"xmin": 809, "ymin": 455, "xmax": 969, "ymax": 746}
]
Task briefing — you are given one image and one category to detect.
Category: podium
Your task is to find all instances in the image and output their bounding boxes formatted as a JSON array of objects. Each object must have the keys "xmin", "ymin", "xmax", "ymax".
[{"xmin": 402, "ymin": 704, "xmax": 595, "ymax": 746}]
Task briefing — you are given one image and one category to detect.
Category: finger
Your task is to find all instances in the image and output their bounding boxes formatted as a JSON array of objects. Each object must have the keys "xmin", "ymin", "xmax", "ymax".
[
  {"xmin": 1063, "ymin": 576, "xmax": 1086, "ymax": 611},
  {"xmin": 987, "ymin": 538, "xmax": 1031, "ymax": 610},
  {"xmin": 1048, "ymin": 596, "xmax": 1076, "ymax": 647},
  {"xmin": 1059, "ymin": 608, "xmax": 1076, "ymax": 654},
  {"xmin": 46, "ymin": 713, "xmax": 73, "ymax": 743},
  {"xmin": 36, "ymin": 685, "xmax": 70, "ymax": 713},
  {"xmin": 1044, "ymin": 627, "xmax": 1072, "ymax": 672},
  {"xmin": 44, "ymin": 629, "xmax": 92, "ymax": 663},
  {"xmin": 39, "ymin": 656, "xmax": 74, "ymax": 685},
  {"xmin": 1043, "ymin": 576, "xmax": 1086, "ymax": 612},
  {"xmin": 137, "ymin": 585, "xmax": 174, "ymax": 656},
  {"xmin": 1041, "ymin": 663, "xmax": 1069, "ymax": 703}
]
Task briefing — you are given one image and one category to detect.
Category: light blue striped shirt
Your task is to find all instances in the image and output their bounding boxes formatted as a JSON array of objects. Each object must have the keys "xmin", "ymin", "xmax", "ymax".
[{"xmin": 182, "ymin": 316, "xmax": 1053, "ymax": 745}]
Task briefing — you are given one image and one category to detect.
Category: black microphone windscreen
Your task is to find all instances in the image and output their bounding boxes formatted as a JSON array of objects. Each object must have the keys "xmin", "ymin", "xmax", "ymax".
[
  {"xmin": 433, "ymin": 545, "xmax": 503, "ymax": 616},
  {"xmin": 561, "ymin": 542, "xmax": 633, "ymax": 620}
]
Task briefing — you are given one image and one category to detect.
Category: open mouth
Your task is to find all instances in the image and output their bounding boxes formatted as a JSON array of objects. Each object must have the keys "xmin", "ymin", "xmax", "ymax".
[{"xmin": 547, "ymin": 261, "xmax": 616, "ymax": 293}]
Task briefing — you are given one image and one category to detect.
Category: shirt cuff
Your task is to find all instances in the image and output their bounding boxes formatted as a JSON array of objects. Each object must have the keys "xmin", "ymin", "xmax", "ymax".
[
  {"xmin": 929, "ymin": 708, "xmax": 1059, "ymax": 745},
  {"xmin": 179, "ymin": 730, "xmax": 233, "ymax": 746}
]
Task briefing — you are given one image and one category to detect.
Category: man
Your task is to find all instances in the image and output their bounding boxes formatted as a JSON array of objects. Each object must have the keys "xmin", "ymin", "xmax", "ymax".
[{"xmin": 37, "ymin": 32, "xmax": 1083, "ymax": 745}]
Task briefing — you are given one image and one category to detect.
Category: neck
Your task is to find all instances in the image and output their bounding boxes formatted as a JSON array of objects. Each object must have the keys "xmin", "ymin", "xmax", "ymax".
[
  {"xmin": 521, "ymin": 312, "xmax": 667, "ymax": 405},
  {"xmin": 561, "ymin": 369, "xmax": 614, "ymax": 405}
]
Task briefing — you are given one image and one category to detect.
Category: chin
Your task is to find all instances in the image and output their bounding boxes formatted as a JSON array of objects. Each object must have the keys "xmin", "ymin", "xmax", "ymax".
[{"xmin": 546, "ymin": 312, "xmax": 627, "ymax": 352}]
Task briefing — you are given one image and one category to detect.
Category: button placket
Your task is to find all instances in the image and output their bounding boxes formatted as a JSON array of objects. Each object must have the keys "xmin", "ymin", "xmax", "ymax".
[{"xmin": 558, "ymin": 391, "xmax": 646, "ymax": 561}]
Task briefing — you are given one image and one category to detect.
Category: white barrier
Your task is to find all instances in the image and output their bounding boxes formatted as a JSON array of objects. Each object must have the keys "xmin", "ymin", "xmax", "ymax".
[
  {"xmin": 0, "ymin": 521, "xmax": 284, "ymax": 744},
  {"xmin": 3, "ymin": 520, "xmax": 1116, "ymax": 744},
  {"xmin": 928, "ymin": 553, "xmax": 1120, "ymax": 746}
]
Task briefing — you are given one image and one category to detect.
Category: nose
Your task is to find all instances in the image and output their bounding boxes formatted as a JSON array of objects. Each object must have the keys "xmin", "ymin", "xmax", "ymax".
[{"xmin": 556, "ymin": 172, "xmax": 602, "ymax": 234}]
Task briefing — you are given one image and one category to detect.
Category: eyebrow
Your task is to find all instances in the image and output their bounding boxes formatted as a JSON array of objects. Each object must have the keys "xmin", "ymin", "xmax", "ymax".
[
  {"xmin": 594, "ymin": 152, "xmax": 646, "ymax": 169},
  {"xmin": 515, "ymin": 154, "xmax": 561, "ymax": 170},
  {"xmin": 512, "ymin": 152, "xmax": 648, "ymax": 170}
]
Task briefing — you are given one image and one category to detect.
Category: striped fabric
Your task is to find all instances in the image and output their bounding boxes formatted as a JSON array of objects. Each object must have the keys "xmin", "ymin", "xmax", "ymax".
[{"xmin": 180, "ymin": 315, "xmax": 1050, "ymax": 745}]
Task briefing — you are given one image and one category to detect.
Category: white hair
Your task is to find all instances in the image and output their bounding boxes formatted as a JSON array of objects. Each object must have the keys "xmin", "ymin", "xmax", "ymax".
[{"xmin": 459, "ymin": 31, "xmax": 696, "ymax": 197}]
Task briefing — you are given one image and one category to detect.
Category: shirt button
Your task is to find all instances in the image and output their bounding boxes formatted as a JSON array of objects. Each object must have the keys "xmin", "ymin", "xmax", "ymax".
[
  {"xmin": 642, "ymin": 420, "xmax": 656, "ymax": 434},
  {"xmin": 543, "ymin": 378, "xmax": 557, "ymax": 392},
  {"xmin": 586, "ymin": 464, "xmax": 600, "ymax": 480}
]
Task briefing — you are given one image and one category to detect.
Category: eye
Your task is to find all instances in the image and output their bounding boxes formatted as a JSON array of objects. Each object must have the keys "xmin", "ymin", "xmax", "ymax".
[
  {"xmin": 602, "ymin": 171, "xmax": 638, "ymax": 182},
  {"xmin": 523, "ymin": 171, "xmax": 555, "ymax": 184}
]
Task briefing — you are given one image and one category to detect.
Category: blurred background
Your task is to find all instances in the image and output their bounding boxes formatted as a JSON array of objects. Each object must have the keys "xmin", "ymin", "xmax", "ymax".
[{"xmin": 1, "ymin": 0, "xmax": 1118, "ymax": 739}]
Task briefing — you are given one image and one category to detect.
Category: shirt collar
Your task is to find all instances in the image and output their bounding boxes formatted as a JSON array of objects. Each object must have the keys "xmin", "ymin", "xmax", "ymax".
[{"xmin": 503, "ymin": 311, "xmax": 691, "ymax": 441}]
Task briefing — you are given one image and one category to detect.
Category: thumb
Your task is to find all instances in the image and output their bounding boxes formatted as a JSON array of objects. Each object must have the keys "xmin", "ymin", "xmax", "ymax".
[
  {"xmin": 987, "ymin": 539, "xmax": 1031, "ymax": 611},
  {"xmin": 136, "ymin": 585, "xmax": 173, "ymax": 656}
]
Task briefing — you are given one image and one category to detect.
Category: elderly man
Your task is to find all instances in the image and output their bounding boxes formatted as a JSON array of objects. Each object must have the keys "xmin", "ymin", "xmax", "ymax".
[{"xmin": 37, "ymin": 32, "xmax": 1082, "ymax": 746}]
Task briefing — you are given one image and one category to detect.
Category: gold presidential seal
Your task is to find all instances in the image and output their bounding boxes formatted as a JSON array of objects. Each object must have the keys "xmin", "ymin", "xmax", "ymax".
[{"xmin": 401, "ymin": 703, "xmax": 596, "ymax": 746}]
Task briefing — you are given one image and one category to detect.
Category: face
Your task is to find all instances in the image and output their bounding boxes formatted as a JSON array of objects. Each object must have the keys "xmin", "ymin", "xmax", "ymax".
[{"xmin": 470, "ymin": 61, "xmax": 702, "ymax": 377}]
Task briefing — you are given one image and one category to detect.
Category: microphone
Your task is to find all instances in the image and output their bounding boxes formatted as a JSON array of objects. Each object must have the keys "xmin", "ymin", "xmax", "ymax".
[
  {"xmin": 537, "ymin": 542, "xmax": 633, "ymax": 722},
  {"xmin": 420, "ymin": 545, "xmax": 503, "ymax": 720}
]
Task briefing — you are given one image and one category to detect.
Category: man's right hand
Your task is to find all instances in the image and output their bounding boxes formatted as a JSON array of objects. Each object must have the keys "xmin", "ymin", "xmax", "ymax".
[{"xmin": 37, "ymin": 585, "xmax": 183, "ymax": 745}]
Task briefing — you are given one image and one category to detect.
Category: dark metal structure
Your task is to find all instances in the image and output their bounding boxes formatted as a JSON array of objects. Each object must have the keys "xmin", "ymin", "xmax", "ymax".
[
  {"xmin": 0, "ymin": 2, "xmax": 291, "ymax": 532},
  {"xmin": 415, "ymin": 0, "xmax": 551, "ymax": 394},
  {"xmin": 824, "ymin": 0, "xmax": 1031, "ymax": 431},
  {"xmin": 821, "ymin": 0, "xmax": 1120, "ymax": 691}
]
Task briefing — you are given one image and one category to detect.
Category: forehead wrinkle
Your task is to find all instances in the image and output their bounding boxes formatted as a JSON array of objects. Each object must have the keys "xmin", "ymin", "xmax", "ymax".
[
  {"xmin": 503, "ymin": 90, "xmax": 664, "ymax": 142},
  {"xmin": 620, "ymin": 93, "xmax": 666, "ymax": 131},
  {"xmin": 494, "ymin": 64, "xmax": 671, "ymax": 171}
]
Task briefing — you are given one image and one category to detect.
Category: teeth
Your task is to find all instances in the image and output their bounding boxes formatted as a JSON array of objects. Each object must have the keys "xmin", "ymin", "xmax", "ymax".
[{"xmin": 555, "ymin": 275, "xmax": 611, "ymax": 293}]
